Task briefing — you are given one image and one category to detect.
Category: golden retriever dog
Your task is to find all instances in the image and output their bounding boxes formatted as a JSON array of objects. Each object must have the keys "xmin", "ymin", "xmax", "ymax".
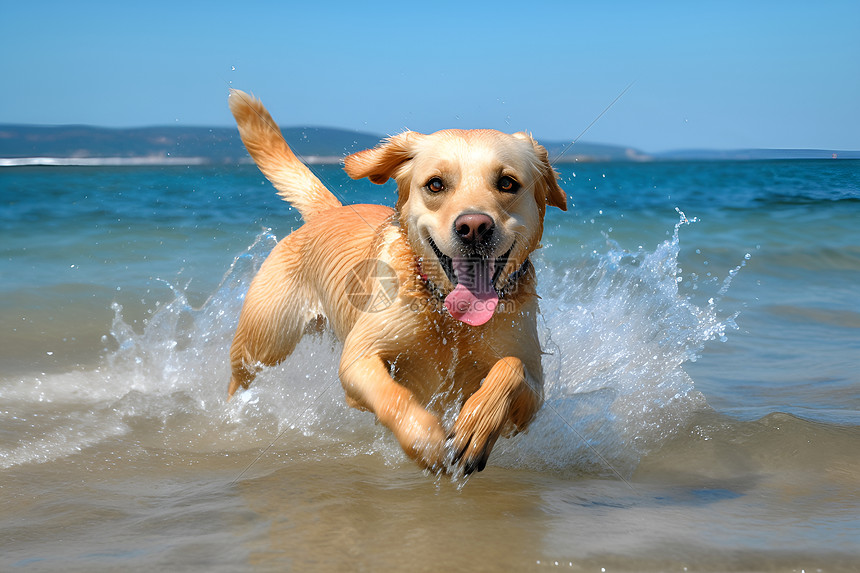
[{"xmin": 226, "ymin": 89, "xmax": 567, "ymax": 474}]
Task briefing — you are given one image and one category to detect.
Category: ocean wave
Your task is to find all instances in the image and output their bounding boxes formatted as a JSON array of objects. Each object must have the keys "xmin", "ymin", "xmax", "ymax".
[
  {"xmin": 752, "ymin": 190, "xmax": 860, "ymax": 206},
  {"xmin": 635, "ymin": 410, "xmax": 860, "ymax": 489}
]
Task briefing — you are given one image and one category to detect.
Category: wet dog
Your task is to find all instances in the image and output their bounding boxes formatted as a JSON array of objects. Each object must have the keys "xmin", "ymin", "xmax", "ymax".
[{"xmin": 226, "ymin": 90, "xmax": 566, "ymax": 474}]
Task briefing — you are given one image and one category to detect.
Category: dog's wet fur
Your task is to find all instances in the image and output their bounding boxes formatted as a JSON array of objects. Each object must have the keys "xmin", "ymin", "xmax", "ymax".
[{"xmin": 227, "ymin": 90, "xmax": 566, "ymax": 474}]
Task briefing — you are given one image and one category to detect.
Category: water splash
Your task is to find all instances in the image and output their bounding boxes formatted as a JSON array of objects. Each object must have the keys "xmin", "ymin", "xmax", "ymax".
[
  {"xmin": 1, "ymin": 215, "xmax": 741, "ymax": 477},
  {"xmin": 493, "ymin": 211, "xmax": 736, "ymax": 477}
]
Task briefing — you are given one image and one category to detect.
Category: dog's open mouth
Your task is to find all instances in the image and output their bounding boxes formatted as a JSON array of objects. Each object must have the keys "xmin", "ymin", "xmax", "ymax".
[{"xmin": 427, "ymin": 237, "xmax": 513, "ymax": 326}]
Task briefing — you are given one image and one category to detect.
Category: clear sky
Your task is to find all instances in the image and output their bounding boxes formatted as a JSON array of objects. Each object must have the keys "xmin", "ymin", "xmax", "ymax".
[{"xmin": 2, "ymin": 1, "xmax": 858, "ymax": 152}]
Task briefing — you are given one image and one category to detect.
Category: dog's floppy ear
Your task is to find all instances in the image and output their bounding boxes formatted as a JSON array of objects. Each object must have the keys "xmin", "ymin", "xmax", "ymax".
[
  {"xmin": 513, "ymin": 132, "xmax": 568, "ymax": 211},
  {"xmin": 343, "ymin": 131, "xmax": 421, "ymax": 184}
]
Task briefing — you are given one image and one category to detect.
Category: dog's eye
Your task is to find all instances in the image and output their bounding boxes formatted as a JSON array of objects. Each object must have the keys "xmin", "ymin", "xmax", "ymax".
[
  {"xmin": 497, "ymin": 175, "xmax": 520, "ymax": 193},
  {"xmin": 426, "ymin": 177, "xmax": 445, "ymax": 193}
]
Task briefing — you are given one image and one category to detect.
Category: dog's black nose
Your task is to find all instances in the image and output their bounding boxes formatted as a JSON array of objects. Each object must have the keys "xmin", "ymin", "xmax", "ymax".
[{"xmin": 454, "ymin": 213, "xmax": 495, "ymax": 246}]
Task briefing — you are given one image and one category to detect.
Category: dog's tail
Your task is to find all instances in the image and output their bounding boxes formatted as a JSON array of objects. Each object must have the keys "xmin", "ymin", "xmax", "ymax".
[{"xmin": 228, "ymin": 89, "xmax": 342, "ymax": 221}]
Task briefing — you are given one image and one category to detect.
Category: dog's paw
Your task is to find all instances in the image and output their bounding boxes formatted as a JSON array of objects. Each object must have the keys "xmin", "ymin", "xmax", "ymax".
[
  {"xmin": 393, "ymin": 406, "xmax": 448, "ymax": 472},
  {"xmin": 446, "ymin": 434, "xmax": 495, "ymax": 475},
  {"xmin": 447, "ymin": 393, "xmax": 508, "ymax": 475},
  {"xmin": 410, "ymin": 432, "xmax": 448, "ymax": 474}
]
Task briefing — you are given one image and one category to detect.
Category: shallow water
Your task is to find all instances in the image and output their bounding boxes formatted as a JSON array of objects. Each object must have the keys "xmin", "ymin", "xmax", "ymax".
[{"xmin": 1, "ymin": 161, "xmax": 859, "ymax": 571}]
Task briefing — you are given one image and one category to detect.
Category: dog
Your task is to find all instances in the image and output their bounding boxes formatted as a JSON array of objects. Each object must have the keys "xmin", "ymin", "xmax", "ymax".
[{"xmin": 226, "ymin": 89, "xmax": 567, "ymax": 474}]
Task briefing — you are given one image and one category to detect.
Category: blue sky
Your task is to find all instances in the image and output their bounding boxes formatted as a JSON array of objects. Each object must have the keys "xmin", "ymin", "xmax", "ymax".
[{"xmin": 2, "ymin": 1, "xmax": 858, "ymax": 152}]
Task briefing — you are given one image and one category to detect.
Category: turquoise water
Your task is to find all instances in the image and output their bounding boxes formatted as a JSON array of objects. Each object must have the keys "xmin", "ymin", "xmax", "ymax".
[{"xmin": 1, "ymin": 160, "xmax": 859, "ymax": 571}]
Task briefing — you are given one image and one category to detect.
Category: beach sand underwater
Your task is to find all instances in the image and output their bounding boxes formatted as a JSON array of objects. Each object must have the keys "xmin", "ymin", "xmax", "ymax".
[{"xmin": 1, "ymin": 160, "xmax": 859, "ymax": 571}]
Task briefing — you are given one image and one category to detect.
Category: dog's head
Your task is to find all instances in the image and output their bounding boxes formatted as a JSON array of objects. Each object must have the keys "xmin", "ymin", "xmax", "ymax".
[{"xmin": 344, "ymin": 129, "xmax": 566, "ymax": 326}]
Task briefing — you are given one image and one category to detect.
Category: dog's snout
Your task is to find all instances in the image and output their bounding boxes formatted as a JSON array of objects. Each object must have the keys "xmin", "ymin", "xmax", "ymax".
[{"xmin": 454, "ymin": 213, "xmax": 495, "ymax": 245}]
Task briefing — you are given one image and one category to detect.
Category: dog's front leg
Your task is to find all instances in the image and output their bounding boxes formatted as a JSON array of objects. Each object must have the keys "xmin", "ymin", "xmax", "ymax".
[
  {"xmin": 338, "ymin": 351, "xmax": 447, "ymax": 472},
  {"xmin": 449, "ymin": 356, "xmax": 542, "ymax": 474}
]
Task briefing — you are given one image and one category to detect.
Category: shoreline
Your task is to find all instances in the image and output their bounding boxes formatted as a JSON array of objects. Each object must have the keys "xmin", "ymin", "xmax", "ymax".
[{"xmin": 0, "ymin": 155, "xmax": 344, "ymax": 167}]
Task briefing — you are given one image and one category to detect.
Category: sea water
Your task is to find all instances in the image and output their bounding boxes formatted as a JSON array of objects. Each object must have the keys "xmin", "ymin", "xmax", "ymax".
[{"xmin": 1, "ymin": 160, "xmax": 858, "ymax": 571}]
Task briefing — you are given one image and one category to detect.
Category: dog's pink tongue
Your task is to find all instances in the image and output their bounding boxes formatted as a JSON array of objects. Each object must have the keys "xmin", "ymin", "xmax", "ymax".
[{"xmin": 444, "ymin": 257, "xmax": 499, "ymax": 326}]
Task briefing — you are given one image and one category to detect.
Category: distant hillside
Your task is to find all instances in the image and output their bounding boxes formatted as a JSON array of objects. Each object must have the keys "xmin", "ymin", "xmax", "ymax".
[
  {"xmin": 0, "ymin": 124, "xmax": 856, "ymax": 166},
  {"xmin": 0, "ymin": 124, "xmax": 382, "ymax": 165},
  {"xmin": 0, "ymin": 124, "xmax": 649, "ymax": 165},
  {"xmin": 541, "ymin": 140, "xmax": 652, "ymax": 162}
]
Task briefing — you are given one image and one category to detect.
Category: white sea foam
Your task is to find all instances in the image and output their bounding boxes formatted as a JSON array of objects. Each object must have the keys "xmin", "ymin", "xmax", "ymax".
[
  {"xmin": 0, "ymin": 156, "xmax": 211, "ymax": 167},
  {"xmin": 0, "ymin": 155, "xmax": 341, "ymax": 167}
]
